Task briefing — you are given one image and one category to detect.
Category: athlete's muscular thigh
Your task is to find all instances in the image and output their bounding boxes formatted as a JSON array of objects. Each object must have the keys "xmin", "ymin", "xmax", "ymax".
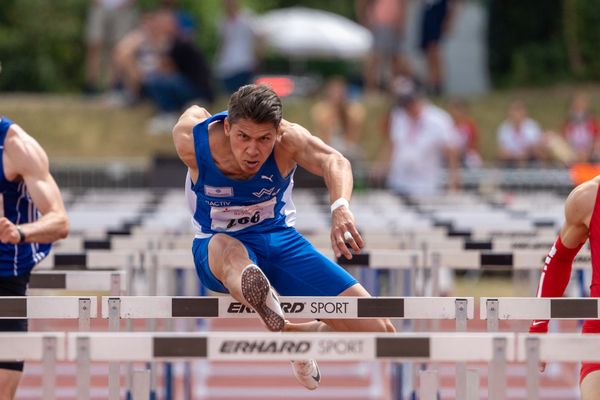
[
  {"xmin": 582, "ymin": 370, "xmax": 600, "ymax": 400},
  {"xmin": 207, "ymin": 233, "xmax": 251, "ymax": 282}
]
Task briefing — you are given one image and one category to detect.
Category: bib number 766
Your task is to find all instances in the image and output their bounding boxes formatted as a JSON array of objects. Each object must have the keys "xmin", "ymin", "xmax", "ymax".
[
  {"xmin": 210, "ymin": 197, "xmax": 276, "ymax": 232},
  {"xmin": 226, "ymin": 211, "xmax": 261, "ymax": 229}
]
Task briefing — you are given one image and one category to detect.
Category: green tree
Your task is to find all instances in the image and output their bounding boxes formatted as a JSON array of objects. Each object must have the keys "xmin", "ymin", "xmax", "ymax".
[{"xmin": 0, "ymin": 0, "xmax": 86, "ymax": 91}]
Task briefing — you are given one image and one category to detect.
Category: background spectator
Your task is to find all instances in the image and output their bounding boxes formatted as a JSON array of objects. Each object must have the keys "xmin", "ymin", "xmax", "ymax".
[
  {"xmin": 111, "ymin": 11, "xmax": 162, "ymax": 105},
  {"xmin": 448, "ymin": 98, "xmax": 482, "ymax": 167},
  {"xmin": 144, "ymin": 10, "xmax": 214, "ymax": 133},
  {"xmin": 84, "ymin": 0, "xmax": 137, "ymax": 95},
  {"xmin": 420, "ymin": 0, "xmax": 455, "ymax": 96},
  {"xmin": 311, "ymin": 77, "xmax": 366, "ymax": 165},
  {"xmin": 372, "ymin": 76, "xmax": 460, "ymax": 196},
  {"xmin": 355, "ymin": 0, "xmax": 408, "ymax": 95},
  {"xmin": 562, "ymin": 91, "xmax": 600, "ymax": 163},
  {"xmin": 159, "ymin": 0, "xmax": 197, "ymax": 41},
  {"xmin": 113, "ymin": 10, "xmax": 213, "ymax": 133},
  {"xmin": 215, "ymin": 0, "xmax": 259, "ymax": 94},
  {"xmin": 496, "ymin": 100, "xmax": 544, "ymax": 166}
]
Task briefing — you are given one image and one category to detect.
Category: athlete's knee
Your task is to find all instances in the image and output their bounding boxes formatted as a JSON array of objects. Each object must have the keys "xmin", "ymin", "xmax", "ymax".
[
  {"xmin": 378, "ymin": 319, "xmax": 396, "ymax": 333},
  {"xmin": 383, "ymin": 319, "xmax": 396, "ymax": 333},
  {"xmin": 368, "ymin": 318, "xmax": 395, "ymax": 333}
]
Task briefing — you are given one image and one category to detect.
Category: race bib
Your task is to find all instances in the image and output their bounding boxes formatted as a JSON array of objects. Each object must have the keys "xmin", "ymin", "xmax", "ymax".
[{"xmin": 210, "ymin": 197, "xmax": 276, "ymax": 232}]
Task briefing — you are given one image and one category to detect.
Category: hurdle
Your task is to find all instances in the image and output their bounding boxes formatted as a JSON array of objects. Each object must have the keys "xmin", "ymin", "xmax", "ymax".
[
  {"xmin": 480, "ymin": 297, "xmax": 600, "ymax": 331},
  {"xmin": 101, "ymin": 295, "xmax": 473, "ymax": 324},
  {"xmin": 516, "ymin": 333, "xmax": 600, "ymax": 400},
  {"xmin": 36, "ymin": 249, "xmax": 140, "ymax": 271},
  {"xmin": 145, "ymin": 248, "xmax": 424, "ymax": 296},
  {"xmin": 0, "ymin": 332, "xmax": 65, "ymax": 400},
  {"xmin": 0, "ymin": 296, "xmax": 97, "ymax": 330},
  {"xmin": 29, "ymin": 270, "xmax": 126, "ymax": 294},
  {"xmin": 481, "ymin": 297, "xmax": 600, "ymax": 399},
  {"xmin": 27, "ymin": 268, "xmax": 127, "ymax": 398},
  {"xmin": 66, "ymin": 331, "xmax": 515, "ymax": 400},
  {"xmin": 430, "ymin": 249, "xmax": 591, "ymax": 296},
  {"xmin": 0, "ymin": 298, "xmax": 94, "ymax": 399},
  {"xmin": 101, "ymin": 295, "xmax": 473, "ymax": 399}
]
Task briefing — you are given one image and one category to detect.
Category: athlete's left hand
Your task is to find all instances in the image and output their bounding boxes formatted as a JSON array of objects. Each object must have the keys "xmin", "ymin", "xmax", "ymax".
[
  {"xmin": 331, "ymin": 207, "xmax": 364, "ymax": 260},
  {"xmin": 0, "ymin": 217, "xmax": 20, "ymax": 244}
]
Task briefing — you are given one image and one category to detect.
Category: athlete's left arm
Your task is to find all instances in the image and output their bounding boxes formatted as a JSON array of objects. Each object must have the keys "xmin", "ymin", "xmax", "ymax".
[
  {"xmin": 279, "ymin": 120, "xmax": 363, "ymax": 259},
  {"xmin": 0, "ymin": 125, "xmax": 68, "ymax": 244}
]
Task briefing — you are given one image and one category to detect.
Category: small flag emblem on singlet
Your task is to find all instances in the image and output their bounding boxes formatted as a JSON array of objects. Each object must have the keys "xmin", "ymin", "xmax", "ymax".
[{"xmin": 204, "ymin": 185, "xmax": 234, "ymax": 197}]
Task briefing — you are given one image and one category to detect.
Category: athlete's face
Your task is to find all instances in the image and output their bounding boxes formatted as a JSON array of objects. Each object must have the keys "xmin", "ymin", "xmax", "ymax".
[{"xmin": 224, "ymin": 118, "xmax": 278, "ymax": 174}]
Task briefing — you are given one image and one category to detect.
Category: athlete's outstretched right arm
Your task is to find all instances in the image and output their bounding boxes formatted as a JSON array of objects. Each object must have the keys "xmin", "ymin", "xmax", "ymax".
[
  {"xmin": 529, "ymin": 181, "xmax": 594, "ymax": 335},
  {"xmin": 172, "ymin": 106, "xmax": 212, "ymax": 173}
]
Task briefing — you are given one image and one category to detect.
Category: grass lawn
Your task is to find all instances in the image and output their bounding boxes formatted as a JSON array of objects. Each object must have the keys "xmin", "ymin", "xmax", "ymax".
[{"xmin": 1, "ymin": 82, "xmax": 600, "ymax": 162}]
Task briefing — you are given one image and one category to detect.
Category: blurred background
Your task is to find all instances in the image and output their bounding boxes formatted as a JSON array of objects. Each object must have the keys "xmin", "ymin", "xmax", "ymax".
[
  {"xmin": 4, "ymin": 2, "xmax": 600, "ymax": 399},
  {"xmin": 1, "ymin": 0, "xmax": 599, "ymax": 191}
]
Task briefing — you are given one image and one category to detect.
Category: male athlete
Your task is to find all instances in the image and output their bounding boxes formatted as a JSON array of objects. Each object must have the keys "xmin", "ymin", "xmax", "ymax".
[
  {"xmin": 0, "ymin": 117, "xmax": 69, "ymax": 400},
  {"xmin": 530, "ymin": 175, "xmax": 600, "ymax": 399},
  {"xmin": 173, "ymin": 84, "xmax": 395, "ymax": 390}
]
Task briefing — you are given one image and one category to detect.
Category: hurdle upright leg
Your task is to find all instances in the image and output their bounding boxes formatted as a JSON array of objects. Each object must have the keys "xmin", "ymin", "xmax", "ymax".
[
  {"xmin": 132, "ymin": 369, "xmax": 151, "ymax": 400},
  {"xmin": 76, "ymin": 336, "xmax": 91, "ymax": 400},
  {"xmin": 526, "ymin": 337, "xmax": 540, "ymax": 400},
  {"xmin": 488, "ymin": 337, "xmax": 507, "ymax": 400},
  {"xmin": 78, "ymin": 298, "xmax": 91, "ymax": 331},
  {"xmin": 455, "ymin": 299, "xmax": 468, "ymax": 400},
  {"xmin": 108, "ymin": 298, "xmax": 121, "ymax": 400},
  {"xmin": 419, "ymin": 369, "xmax": 438, "ymax": 400},
  {"xmin": 486, "ymin": 299, "xmax": 499, "ymax": 332},
  {"xmin": 42, "ymin": 335, "xmax": 57, "ymax": 400},
  {"xmin": 466, "ymin": 368, "xmax": 480, "ymax": 400}
]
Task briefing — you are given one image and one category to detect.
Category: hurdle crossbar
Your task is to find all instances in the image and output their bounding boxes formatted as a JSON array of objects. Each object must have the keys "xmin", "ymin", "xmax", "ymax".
[
  {"xmin": 100, "ymin": 296, "xmax": 474, "ymax": 320},
  {"xmin": 434, "ymin": 250, "xmax": 591, "ymax": 270},
  {"xmin": 66, "ymin": 332, "xmax": 515, "ymax": 362},
  {"xmin": 29, "ymin": 270, "xmax": 126, "ymax": 292},
  {"xmin": 37, "ymin": 250, "xmax": 140, "ymax": 270},
  {"xmin": 0, "ymin": 296, "xmax": 97, "ymax": 319},
  {"xmin": 480, "ymin": 297, "xmax": 600, "ymax": 320}
]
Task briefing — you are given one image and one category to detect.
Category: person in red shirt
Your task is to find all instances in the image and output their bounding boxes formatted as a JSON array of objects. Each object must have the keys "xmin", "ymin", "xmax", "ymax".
[
  {"xmin": 530, "ymin": 175, "xmax": 600, "ymax": 398},
  {"xmin": 562, "ymin": 92, "xmax": 600, "ymax": 164}
]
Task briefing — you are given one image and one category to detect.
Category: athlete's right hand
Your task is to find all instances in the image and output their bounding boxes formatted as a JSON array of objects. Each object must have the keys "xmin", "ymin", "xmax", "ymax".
[
  {"xmin": 529, "ymin": 319, "xmax": 548, "ymax": 372},
  {"xmin": 0, "ymin": 217, "xmax": 20, "ymax": 244},
  {"xmin": 331, "ymin": 206, "xmax": 364, "ymax": 260}
]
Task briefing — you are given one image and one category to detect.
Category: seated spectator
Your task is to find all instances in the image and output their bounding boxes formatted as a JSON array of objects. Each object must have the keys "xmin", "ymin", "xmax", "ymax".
[
  {"xmin": 144, "ymin": 10, "xmax": 214, "ymax": 133},
  {"xmin": 496, "ymin": 100, "xmax": 544, "ymax": 167},
  {"xmin": 310, "ymin": 77, "xmax": 366, "ymax": 164},
  {"xmin": 111, "ymin": 11, "xmax": 161, "ymax": 105},
  {"xmin": 562, "ymin": 92, "xmax": 599, "ymax": 163},
  {"xmin": 448, "ymin": 98, "xmax": 482, "ymax": 167},
  {"xmin": 113, "ymin": 10, "xmax": 214, "ymax": 133}
]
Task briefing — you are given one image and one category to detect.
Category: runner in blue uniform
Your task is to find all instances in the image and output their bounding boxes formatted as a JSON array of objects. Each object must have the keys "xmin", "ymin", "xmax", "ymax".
[
  {"xmin": 173, "ymin": 85, "xmax": 395, "ymax": 390},
  {"xmin": 0, "ymin": 117, "xmax": 68, "ymax": 399}
]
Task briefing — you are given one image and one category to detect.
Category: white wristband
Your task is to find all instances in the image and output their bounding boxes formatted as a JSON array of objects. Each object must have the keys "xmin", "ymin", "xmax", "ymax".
[{"xmin": 330, "ymin": 197, "xmax": 350, "ymax": 214}]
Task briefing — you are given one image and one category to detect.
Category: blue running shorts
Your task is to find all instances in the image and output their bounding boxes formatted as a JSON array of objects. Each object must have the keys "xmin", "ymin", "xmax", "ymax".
[{"xmin": 192, "ymin": 227, "xmax": 357, "ymax": 296}]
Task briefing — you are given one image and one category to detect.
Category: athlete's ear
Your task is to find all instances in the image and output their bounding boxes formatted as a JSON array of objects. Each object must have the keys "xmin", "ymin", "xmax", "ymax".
[{"xmin": 224, "ymin": 118, "xmax": 231, "ymax": 136}]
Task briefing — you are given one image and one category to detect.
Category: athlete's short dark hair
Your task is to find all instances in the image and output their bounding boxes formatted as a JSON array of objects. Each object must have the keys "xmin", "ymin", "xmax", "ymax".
[{"xmin": 228, "ymin": 84, "xmax": 282, "ymax": 127}]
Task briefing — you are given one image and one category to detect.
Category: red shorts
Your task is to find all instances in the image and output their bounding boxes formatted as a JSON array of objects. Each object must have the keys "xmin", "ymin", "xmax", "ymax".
[{"xmin": 580, "ymin": 320, "xmax": 600, "ymax": 384}]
